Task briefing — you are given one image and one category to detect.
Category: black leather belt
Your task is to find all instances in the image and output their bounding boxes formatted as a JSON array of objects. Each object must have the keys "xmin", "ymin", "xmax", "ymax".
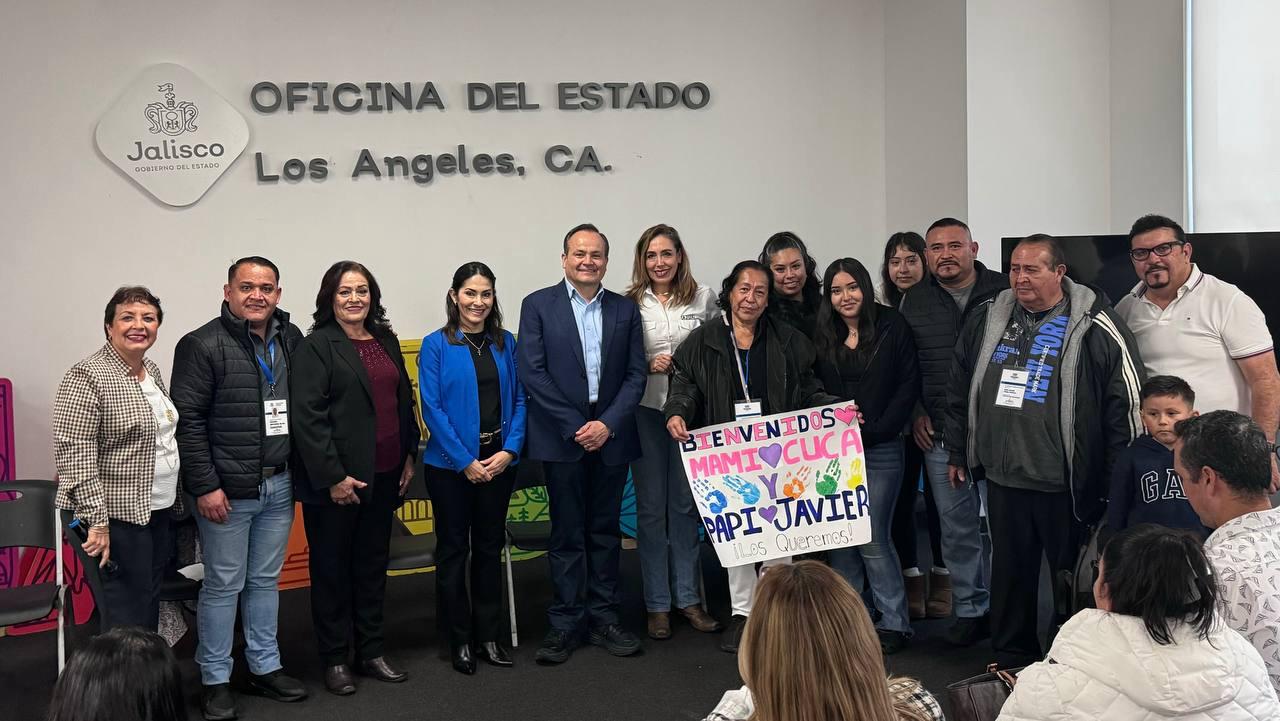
[
  {"xmin": 479, "ymin": 429, "xmax": 502, "ymax": 443},
  {"xmin": 261, "ymin": 461, "xmax": 288, "ymax": 479}
]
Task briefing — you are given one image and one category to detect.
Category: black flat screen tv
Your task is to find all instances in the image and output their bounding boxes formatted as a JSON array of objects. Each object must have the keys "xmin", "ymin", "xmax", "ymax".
[{"xmin": 1000, "ymin": 232, "xmax": 1279, "ymax": 371}]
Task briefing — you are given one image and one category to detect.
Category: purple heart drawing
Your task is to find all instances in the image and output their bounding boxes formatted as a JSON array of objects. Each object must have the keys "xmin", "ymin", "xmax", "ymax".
[
  {"xmin": 758, "ymin": 506, "xmax": 778, "ymax": 523},
  {"xmin": 758, "ymin": 443, "xmax": 784, "ymax": 468}
]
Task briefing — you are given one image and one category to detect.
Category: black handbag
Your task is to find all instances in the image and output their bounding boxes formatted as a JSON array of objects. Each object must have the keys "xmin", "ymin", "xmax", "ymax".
[{"xmin": 945, "ymin": 663, "xmax": 1024, "ymax": 721}]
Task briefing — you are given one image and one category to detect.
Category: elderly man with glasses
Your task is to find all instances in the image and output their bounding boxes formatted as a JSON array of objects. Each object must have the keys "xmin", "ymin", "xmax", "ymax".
[{"xmin": 1115, "ymin": 214, "xmax": 1280, "ymax": 496}]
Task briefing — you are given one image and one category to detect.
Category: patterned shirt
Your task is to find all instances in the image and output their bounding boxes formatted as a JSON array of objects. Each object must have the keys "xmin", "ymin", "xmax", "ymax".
[
  {"xmin": 53, "ymin": 343, "xmax": 181, "ymax": 527},
  {"xmin": 1204, "ymin": 505, "xmax": 1280, "ymax": 694},
  {"xmin": 703, "ymin": 678, "xmax": 943, "ymax": 721}
]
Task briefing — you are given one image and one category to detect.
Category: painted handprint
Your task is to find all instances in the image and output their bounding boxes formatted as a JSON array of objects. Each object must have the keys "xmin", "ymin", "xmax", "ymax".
[
  {"xmin": 846, "ymin": 456, "xmax": 866, "ymax": 489},
  {"xmin": 815, "ymin": 459, "xmax": 842, "ymax": 496},
  {"xmin": 782, "ymin": 466, "xmax": 812, "ymax": 499},
  {"xmin": 692, "ymin": 477, "xmax": 729, "ymax": 514},
  {"xmin": 723, "ymin": 475, "xmax": 761, "ymax": 505}
]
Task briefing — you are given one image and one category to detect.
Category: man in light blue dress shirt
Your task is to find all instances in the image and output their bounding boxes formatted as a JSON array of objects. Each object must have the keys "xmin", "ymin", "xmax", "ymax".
[{"xmin": 518, "ymin": 223, "xmax": 648, "ymax": 665}]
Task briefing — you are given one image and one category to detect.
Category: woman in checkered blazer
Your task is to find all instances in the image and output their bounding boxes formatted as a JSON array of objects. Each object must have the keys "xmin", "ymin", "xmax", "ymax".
[{"xmin": 53, "ymin": 286, "xmax": 182, "ymax": 631}]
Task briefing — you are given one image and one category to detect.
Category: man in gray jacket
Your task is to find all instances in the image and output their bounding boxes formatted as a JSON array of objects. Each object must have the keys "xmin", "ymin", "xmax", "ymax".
[{"xmin": 946, "ymin": 234, "xmax": 1144, "ymax": 667}]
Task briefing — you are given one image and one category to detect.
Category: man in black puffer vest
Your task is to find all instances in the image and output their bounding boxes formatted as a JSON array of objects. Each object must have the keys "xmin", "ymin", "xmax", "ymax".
[
  {"xmin": 898, "ymin": 217, "xmax": 1004, "ymax": 647},
  {"xmin": 171, "ymin": 256, "xmax": 307, "ymax": 720}
]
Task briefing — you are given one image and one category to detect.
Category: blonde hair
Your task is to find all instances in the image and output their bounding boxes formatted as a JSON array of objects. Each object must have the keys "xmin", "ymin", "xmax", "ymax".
[
  {"xmin": 624, "ymin": 224, "xmax": 698, "ymax": 307},
  {"xmin": 739, "ymin": 561, "xmax": 933, "ymax": 721}
]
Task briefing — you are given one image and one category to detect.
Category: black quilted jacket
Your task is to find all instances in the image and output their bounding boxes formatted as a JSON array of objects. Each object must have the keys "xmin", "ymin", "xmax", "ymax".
[
  {"xmin": 170, "ymin": 303, "xmax": 303, "ymax": 499},
  {"xmin": 898, "ymin": 262, "xmax": 1007, "ymax": 443}
]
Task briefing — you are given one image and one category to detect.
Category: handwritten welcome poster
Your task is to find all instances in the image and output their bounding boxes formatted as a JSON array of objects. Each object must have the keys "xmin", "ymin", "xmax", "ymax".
[{"xmin": 679, "ymin": 402, "xmax": 871, "ymax": 567}]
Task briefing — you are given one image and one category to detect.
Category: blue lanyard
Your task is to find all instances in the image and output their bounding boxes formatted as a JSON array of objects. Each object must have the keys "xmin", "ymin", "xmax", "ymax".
[{"xmin": 256, "ymin": 340, "xmax": 277, "ymax": 388}]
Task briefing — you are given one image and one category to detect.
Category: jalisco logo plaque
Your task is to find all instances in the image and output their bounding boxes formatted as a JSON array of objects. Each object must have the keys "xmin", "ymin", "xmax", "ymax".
[{"xmin": 96, "ymin": 63, "xmax": 249, "ymax": 207}]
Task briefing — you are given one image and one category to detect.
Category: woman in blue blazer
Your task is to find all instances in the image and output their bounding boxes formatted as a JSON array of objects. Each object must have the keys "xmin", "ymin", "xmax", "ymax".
[{"xmin": 419, "ymin": 261, "xmax": 527, "ymax": 675}]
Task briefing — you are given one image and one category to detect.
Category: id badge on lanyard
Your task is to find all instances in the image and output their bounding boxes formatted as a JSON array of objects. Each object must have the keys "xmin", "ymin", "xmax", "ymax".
[
  {"xmin": 731, "ymin": 329, "xmax": 762, "ymax": 420},
  {"xmin": 257, "ymin": 340, "xmax": 289, "ymax": 436}
]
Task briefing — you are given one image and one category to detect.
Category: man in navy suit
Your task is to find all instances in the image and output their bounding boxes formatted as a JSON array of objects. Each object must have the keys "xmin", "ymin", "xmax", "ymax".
[{"xmin": 518, "ymin": 223, "xmax": 648, "ymax": 664}]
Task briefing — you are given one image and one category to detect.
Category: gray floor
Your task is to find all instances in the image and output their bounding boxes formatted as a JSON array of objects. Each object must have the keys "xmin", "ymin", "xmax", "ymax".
[{"xmin": 2, "ymin": 530, "xmax": 1038, "ymax": 721}]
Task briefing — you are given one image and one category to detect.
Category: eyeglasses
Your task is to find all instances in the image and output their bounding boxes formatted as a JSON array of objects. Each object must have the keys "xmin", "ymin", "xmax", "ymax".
[{"xmin": 1129, "ymin": 241, "xmax": 1185, "ymax": 261}]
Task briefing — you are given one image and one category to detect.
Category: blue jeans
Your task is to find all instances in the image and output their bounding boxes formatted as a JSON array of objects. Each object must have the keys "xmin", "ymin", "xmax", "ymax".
[
  {"xmin": 922, "ymin": 441, "xmax": 990, "ymax": 618},
  {"xmin": 193, "ymin": 470, "xmax": 294, "ymax": 685},
  {"xmin": 631, "ymin": 406, "xmax": 702, "ymax": 611},
  {"xmin": 828, "ymin": 440, "xmax": 911, "ymax": 634}
]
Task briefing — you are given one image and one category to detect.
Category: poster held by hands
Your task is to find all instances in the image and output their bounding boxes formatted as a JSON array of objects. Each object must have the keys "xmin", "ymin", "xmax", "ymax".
[{"xmin": 679, "ymin": 402, "xmax": 871, "ymax": 567}]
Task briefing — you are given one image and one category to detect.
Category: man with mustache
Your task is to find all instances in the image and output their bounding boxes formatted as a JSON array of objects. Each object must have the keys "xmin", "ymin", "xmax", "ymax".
[
  {"xmin": 945, "ymin": 234, "xmax": 1145, "ymax": 668},
  {"xmin": 1115, "ymin": 214, "xmax": 1280, "ymax": 495},
  {"xmin": 898, "ymin": 217, "xmax": 1005, "ymax": 646},
  {"xmin": 170, "ymin": 257, "xmax": 308, "ymax": 720}
]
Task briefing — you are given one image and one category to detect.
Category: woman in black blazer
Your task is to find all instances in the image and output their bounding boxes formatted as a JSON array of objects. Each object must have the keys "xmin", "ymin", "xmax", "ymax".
[{"xmin": 291, "ymin": 261, "xmax": 420, "ymax": 696}]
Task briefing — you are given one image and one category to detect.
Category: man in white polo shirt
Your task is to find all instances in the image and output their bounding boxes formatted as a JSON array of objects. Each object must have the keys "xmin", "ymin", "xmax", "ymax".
[{"xmin": 1116, "ymin": 214, "xmax": 1280, "ymax": 493}]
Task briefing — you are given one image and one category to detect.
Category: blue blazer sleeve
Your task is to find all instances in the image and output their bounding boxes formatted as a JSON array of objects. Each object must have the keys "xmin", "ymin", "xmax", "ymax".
[
  {"xmin": 598, "ymin": 298, "xmax": 647, "ymax": 435},
  {"xmin": 418, "ymin": 333, "xmax": 475, "ymax": 470},
  {"xmin": 517, "ymin": 292, "xmax": 587, "ymax": 441},
  {"xmin": 502, "ymin": 330, "xmax": 528, "ymax": 459}
]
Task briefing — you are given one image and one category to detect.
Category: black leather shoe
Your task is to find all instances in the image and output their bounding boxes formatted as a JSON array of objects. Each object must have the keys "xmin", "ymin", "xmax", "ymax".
[
  {"xmin": 476, "ymin": 641, "xmax": 514, "ymax": 667},
  {"xmin": 323, "ymin": 665, "xmax": 355, "ymax": 696},
  {"xmin": 719, "ymin": 614, "xmax": 748, "ymax": 654},
  {"xmin": 451, "ymin": 644, "xmax": 477, "ymax": 675},
  {"xmin": 588, "ymin": 623, "xmax": 642, "ymax": 657},
  {"xmin": 358, "ymin": 656, "xmax": 407, "ymax": 683},
  {"xmin": 534, "ymin": 629, "xmax": 579, "ymax": 665},
  {"xmin": 201, "ymin": 683, "xmax": 237, "ymax": 720},
  {"xmin": 246, "ymin": 670, "xmax": 308, "ymax": 702},
  {"xmin": 946, "ymin": 613, "xmax": 991, "ymax": 647},
  {"xmin": 877, "ymin": 629, "xmax": 910, "ymax": 655}
]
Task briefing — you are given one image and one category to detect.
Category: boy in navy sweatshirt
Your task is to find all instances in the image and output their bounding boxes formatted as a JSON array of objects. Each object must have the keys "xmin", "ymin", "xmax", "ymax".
[{"xmin": 1106, "ymin": 375, "xmax": 1209, "ymax": 538}]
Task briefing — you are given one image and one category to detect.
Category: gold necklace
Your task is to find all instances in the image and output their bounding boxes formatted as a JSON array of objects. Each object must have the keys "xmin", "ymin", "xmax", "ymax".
[{"xmin": 463, "ymin": 333, "xmax": 487, "ymax": 356}]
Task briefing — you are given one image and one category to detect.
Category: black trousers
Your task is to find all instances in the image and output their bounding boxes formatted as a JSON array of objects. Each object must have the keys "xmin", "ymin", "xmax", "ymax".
[
  {"xmin": 302, "ymin": 469, "xmax": 400, "ymax": 666},
  {"xmin": 544, "ymin": 453, "xmax": 628, "ymax": 633},
  {"xmin": 987, "ymin": 481, "xmax": 1082, "ymax": 667},
  {"xmin": 424, "ymin": 438, "xmax": 516, "ymax": 647},
  {"xmin": 100, "ymin": 512, "xmax": 172, "ymax": 631},
  {"xmin": 891, "ymin": 440, "xmax": 942, "ymax": 570}
]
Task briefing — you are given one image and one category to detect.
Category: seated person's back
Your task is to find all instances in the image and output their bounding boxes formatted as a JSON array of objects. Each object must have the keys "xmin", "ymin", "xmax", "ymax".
[
  {"xmin": 47, "ymin": 626, "xmax": 187, "ymax": 721},
  {"xmin": 703, "ymin": 560, "xmax": 943, "ymax": 721},
  {"xmin": 1175, "ymin": 410, "xmax": 1280, "ymax": 695},
  {"xmin": 997, "ymin": 524, "xmax": 1279, "ymax": 720}
]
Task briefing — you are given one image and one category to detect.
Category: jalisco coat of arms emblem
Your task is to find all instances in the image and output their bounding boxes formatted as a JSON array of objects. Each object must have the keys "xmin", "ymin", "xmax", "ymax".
[{"xmin": 144, "ymin": 83, "xmax": 199, "ymax": 137}]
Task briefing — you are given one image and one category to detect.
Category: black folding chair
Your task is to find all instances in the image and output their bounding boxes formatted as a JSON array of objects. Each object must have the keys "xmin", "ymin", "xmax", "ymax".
[
  {"xmin": 387, "ymin": 445, "xmax": 438, "ymax": 573},
  {"xmin": 502, "ymin": 460, "xmax": 551, "ymax": 648},
  {"xmin": 0, "ymin": 480, "xmax": 68, "ymax": 671}
]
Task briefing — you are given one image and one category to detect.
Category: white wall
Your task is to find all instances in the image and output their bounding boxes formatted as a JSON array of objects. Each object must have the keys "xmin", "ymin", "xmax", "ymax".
[
  {"xmin": 0, "ymin": 0, "xmax": 888, "ymax": 477},
  {"xmin": 966, "ymin": 0, "xmax": 1114, "ymax": 266},
  {"xmin": 1192, "ymin": 0, "xmax": 1280, "ymax": 231},
  {"xmin": 1110, "ymin": 0, "xmax": 1184, "ymax": 230},
  {"xmin": 965, "ymin": 0, "xmax": 1184, "ymax": 269},
  {"xmin": 885, "ymin": 0, "xmax": 968, "ymax": 236}
]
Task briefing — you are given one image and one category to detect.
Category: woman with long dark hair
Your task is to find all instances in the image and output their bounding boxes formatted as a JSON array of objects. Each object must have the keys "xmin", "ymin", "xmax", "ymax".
[
  {"xmin": 878, "ymin": 231, "xmax": 926, "ymax": 307},
  {"xmin": 47, "ymin": 627, "xmax": 186, "ymax": 721},
  {"xmin": 291, "ymin": 261, "xmax": 420, "ymax": 695},
  {"xmin": 814, "ymin": 257, "xmax": 920, "ymax": 654},
  {"xmin": 997, "ymin": 525, "xmax": 1280, "ymax": 720},
  {"xmin": 419, "ymin": 262, "xmax": 526, "ymax": 674},
  {"xmin": 880, "ymin": 231, "xmax": 950, "ymax": 621},
  {"xmin": 758, "ymin": 232, "xmax": 822, "ymax": 338},
  {"xmin": 624, "ymin": 225, "xmax": 721, "ymax": 640}
]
